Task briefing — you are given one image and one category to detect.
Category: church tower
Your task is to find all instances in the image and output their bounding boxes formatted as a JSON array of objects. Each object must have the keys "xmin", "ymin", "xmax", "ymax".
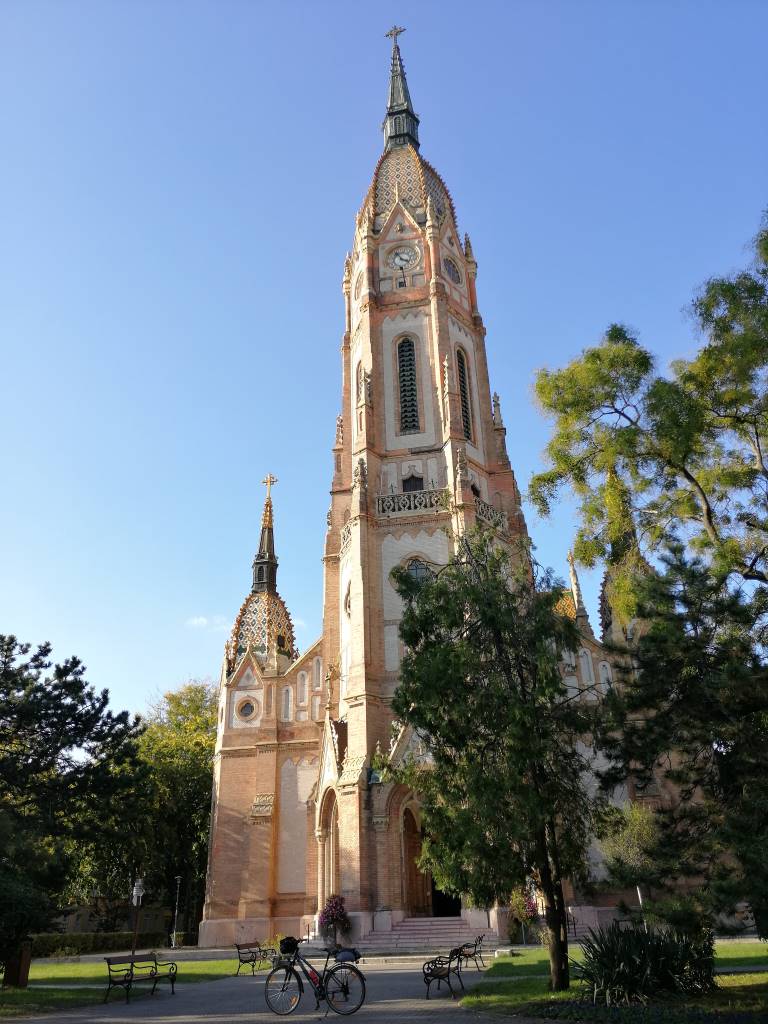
[
  {"xmin": 313, "ymin": 26, "xmax": 528, "ymax": 937},
  {"xmin": 200, "ymin": 30, "xmax": 635, "ymax": 948}
]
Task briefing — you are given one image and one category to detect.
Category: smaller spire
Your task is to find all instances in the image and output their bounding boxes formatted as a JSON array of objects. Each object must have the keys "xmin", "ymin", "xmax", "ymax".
[
  {"xmin": 253, "ymin": 474, "xmax": 279, "ymax": 593},
  {"xmin": 383, "ymin": 26, "xmax": 420, "ymax": 151},
  {"xmin": 568, "ymin": 550, "xmax": 595, "ymax": 637}
]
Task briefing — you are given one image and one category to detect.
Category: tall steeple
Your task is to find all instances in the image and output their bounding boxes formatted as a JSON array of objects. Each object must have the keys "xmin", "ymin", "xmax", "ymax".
[
  {"xmin": 252, "ymin": 473, "xmax": 278, "ymax": 593},
  {"xmin": 383, "ymin": 26, "xmax": 420, "ymax": 151}
]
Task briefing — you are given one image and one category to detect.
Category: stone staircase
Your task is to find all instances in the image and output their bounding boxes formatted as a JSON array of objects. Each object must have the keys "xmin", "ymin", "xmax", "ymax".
[{"xmin": 357, "ymin": 916, "xmax": 498, "ymax": 955}]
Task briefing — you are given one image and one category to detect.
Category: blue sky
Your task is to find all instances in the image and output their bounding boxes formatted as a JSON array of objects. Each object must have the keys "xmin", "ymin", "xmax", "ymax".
[{"xmin": 2, "ymin": 1, "xmax": 766, "ymax": 716}]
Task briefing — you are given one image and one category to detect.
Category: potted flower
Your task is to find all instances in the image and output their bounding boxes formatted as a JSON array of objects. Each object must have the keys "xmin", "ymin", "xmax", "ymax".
[{"xmin": 318, "ymin": 894, "xmax": 351, "ymax": 947}]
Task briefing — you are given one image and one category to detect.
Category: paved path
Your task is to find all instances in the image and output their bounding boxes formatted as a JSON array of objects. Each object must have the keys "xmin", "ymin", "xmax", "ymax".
[{"xmin": 11, "ymin": 965, "xmax": 504, "ymax": 1024}]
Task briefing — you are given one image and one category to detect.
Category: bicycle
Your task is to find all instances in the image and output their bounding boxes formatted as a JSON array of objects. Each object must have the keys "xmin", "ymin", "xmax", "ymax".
[{"xmin": 265, "ymin": 936, "xmax": 366, "ymax": 1016}]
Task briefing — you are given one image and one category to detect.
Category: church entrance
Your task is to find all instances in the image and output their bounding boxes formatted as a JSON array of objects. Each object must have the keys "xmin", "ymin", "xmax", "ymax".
[
  {"xmin": 402, "ymin": 805, "xmax": 461, "ymax": 917},
  {"xmin": 431, "ymin": 877, "xmax": 462, "ymax": 917}
]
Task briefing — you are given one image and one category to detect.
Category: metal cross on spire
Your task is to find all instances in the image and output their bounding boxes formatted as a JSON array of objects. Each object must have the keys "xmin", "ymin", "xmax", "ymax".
[
  {"xmin": 261, "ymin": 473, "xmax": 278, "ymax": 501},
  {"xmin": 385, "ymin": 25, "xmax": 406, "ymax": 43}
]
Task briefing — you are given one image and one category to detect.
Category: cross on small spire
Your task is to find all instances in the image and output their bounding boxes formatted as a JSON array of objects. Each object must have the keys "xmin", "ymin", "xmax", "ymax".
[
  {"xmin": 385, "ymin": 25, "xmax": 406, "ymax": 43},
  {"xmin": 261, "ymin": 473, "xmax": 278, "ymax": 501}
]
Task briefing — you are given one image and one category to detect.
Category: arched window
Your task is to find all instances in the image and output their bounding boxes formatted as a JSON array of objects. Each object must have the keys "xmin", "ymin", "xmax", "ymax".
[
  {"xmin": 398, "ymin": 338, "xmax": 419, "ymax": 433},
  {"xmin": 281, "ymin": 687, "xmax": 293, "ymax": 721},
  {"xmin": 599, "ymin": 662, "xmax": 613, "ymax": 692},
  {"xmin": 258, "ymin": 566, "xmax": 265, "ymax": 583},
  {"xmin": 579, "ymin": 649, "xmax": 595, "ymax": 689},
  {"xmin": 311, "ymin": 695, "xmax": 321, "ymax": 720},
  {"xmin": 313, "ymin": 657, "xmax": 322, "ymax": 690},
  {"xmin": 407, "ymin": 558, "xmax": 431, "ymax": 583},
  {"xmin": 402, "ymin": 473, "xmax": 424, "ymax": 493},
  {"xmin": 297, "ymin": 672, "xmax": 308, "ymax": 705},
  {"xmin": 456, "ymin": 349, "xmax": 472, "ymax": 441}
]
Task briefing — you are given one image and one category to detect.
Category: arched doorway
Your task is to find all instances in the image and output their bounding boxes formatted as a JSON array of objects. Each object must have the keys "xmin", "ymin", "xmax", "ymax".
[
  {"xmin": 317, "ymin": 789, "xmax": 340, "ymax": 910},
  {"xmin": 402, "ymin": 804, "xmax": 461, "ymax": 917}
]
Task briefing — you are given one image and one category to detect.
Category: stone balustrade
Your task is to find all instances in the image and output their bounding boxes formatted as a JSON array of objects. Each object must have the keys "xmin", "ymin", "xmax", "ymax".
[
  {"xmin": 475, "ymin": 497, "xmax": 507, "ymax": 531},
  {"xmin": 376, "ymin": 488, "xmax": 449, "ymax": 517}
]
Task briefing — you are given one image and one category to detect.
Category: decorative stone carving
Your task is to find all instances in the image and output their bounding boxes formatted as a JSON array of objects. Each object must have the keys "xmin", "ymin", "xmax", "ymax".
[
  {"xmin": 455, "ymin": 446, "xmax": 469, "ymax": 485},
  {"xmin": 339, "ymin": 754, "xmax": 367, "ymax": 787},
  {"xmin": 340, "ymin": 521, "xmax": 352, "ymax": 553},
  {"xmin": 376, "ymin": 489, "xmax": 448, "ymax": 516},
  {"xmin": 475, "ymin": 497, "xmax": 508, "ymax": 532},
  {"xmin": 353, "ymin": 458, "xmax": 368, "ymax": 491},
  {"xmin": 251, "ymin": 793, "xmax": 275, "ymax": 819},
  {"xmin": 335, "ymin": 415, "xmax": 344, "ymax": 445},
  {"xmin": 326, "ymin": 507, "xmax": 332, "ymax": 529},
  {"xmin": 492, "ymin": 392, "xmax": 503, "ymax": 426}
]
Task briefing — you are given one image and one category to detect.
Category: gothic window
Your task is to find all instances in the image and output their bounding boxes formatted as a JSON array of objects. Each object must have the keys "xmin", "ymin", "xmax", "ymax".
[
  {"xmin": 579, "ymin": 649, "xmax": 595, "ymax": 691},
  {"xmin": 599, "ymin": 662, "xmax": 613, "ymax": 692},
  {"xmin": 281, "ymin": 686, "xmax": 293, "ymax": 721},
  {"xmin": 443, "ymin": 257, "xmax": 462, "ymax": 284},
  {"xmin": 354, "ymin": 272, "xmax": 364, "ymax": 300},
  {"xmin": 402, "ymin": 474, "xmax": 424, "ymax": 493},
  {"xmin": 311, "ymin": 695, "xmax": 321, "ymax": 720},
  {"xmin": 398, "ymin": 338, "xmax": 419, "ymax": 433},
  {"xmin": 407, "ymin": 558, "xmax": 431, "ymax": 583},
  {"xmin": 237, "ymin": 699, "xmax": 257, "ymax": 720},
  {"xmin": 258, "ymin": 566, "xmax": 265, "ymax": 583},
  {"xmin": 297, "ymin": 672, "xmax": 308, "ymax": 705},
  {"xmin": 456, "ymin": 349, "xmax": 473, "ymax": 441}
]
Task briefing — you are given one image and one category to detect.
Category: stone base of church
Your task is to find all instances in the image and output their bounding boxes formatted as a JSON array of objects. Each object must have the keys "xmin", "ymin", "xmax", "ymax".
[{"xmin": 198, "ymin": 916, "xmax": 306, "ymax": 947}]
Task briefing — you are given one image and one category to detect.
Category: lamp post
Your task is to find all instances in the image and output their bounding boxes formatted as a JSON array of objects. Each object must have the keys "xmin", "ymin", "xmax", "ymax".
[
  {"xmin": 171, "ymin": 876, "xmax": 182, "ymax": 949},
  {"xmin": 130, "ymin": 878, "xmax": 145, "ymax": 957}
]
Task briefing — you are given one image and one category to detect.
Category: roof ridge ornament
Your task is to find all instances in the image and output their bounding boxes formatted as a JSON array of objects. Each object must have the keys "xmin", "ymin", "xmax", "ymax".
[{"xmin": 383, "ymin": 25, "xmax": 420, "ymax": 152}]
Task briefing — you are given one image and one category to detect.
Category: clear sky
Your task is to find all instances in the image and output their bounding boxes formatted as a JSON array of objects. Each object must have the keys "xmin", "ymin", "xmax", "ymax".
[{"xmin": 1, "ymin": 1, "xmax": 766, "ymax": 717}]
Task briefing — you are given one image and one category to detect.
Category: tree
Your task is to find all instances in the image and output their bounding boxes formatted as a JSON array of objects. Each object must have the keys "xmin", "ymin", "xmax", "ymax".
[
  {"xmin": 0, "ymin": 635, "xmax": 141, "ymax": 965},
  {"xmin": 66, "ymin": 681, "xmax": 217, "ymax": 935},
  {"xmin": 529, "ymin": 217, "xmax": 768, "ymax": 600},
  {"xmin": 388, "ymin": 531, "xmax": 604, "ymax": 991},
  {"xmin": 597, "ymin": 548, "xmax": 768, "ymax": 937}
]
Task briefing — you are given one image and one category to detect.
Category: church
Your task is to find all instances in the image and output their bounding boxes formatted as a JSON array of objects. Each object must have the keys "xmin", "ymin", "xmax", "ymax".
[{"xmin": 199, "ymin": 29, "xmax": 622, "ymax": 948}]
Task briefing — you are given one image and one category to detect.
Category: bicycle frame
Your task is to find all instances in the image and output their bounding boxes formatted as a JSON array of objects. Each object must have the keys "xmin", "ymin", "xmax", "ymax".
[{"xmin": 283, "ymin": 945, "xmax": 335, "ymax": 1005}]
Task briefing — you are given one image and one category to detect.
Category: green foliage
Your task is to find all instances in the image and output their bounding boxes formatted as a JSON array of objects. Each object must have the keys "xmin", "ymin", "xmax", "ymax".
[
  {"xmin": 29, "ymin": 931, "xmax": 166, "ymax": 957},
  {"xmin": 389, "ymin": 529, "xmax": 605, "ymax": 990},
  {"xmin": 66, "ymin": 680, "xmax": 217, "ymax": 934},
  {"xmin": 598, "ymin": 549, "xmax": 768, "ymax": 937},
  {"xmin": 574, "ymin": 923, "xmax": 716, "ymax": 1006},
  {"xmin": 599, "ymin": 803, "xmax": 658, "ymax": 889},
  {"xmin": 0, "ymin": 635, "xmax": 142, "ymax": 961},
  {"xmin": 530, "ymin": 216, "xmax": 768, "ymax": 595}
]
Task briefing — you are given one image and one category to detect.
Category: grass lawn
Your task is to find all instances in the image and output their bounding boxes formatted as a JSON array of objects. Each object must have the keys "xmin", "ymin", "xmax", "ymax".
[
  {"xmin": 0, "ymin": 957, "xmax": 257, "ymax": 1018},
  {"xmin": 486, "ymin": 941, "xmax": 768, "ymax": 978},
  {"xmin": 462, "ymin": 972, "xmax": 768, "ymax": 1021}
]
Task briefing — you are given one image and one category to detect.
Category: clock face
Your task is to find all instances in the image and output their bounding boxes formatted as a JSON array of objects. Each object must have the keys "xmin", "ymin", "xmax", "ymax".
[{"xmin": 388, "ymin": 246, "xmax": 419, "ymax": 271}]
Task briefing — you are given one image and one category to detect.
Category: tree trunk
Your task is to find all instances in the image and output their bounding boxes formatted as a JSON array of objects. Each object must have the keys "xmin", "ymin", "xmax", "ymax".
[{"xmin": 535, "ymin": 825, "xmax": 570, "ymax": 991}]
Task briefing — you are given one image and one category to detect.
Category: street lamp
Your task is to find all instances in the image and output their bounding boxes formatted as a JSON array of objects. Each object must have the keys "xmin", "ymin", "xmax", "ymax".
[
  {"xmin": 130, "ymin": 878, "xmax": 145, "ymax": 957},
  {"xmin": 171, "ymin": 876, "xmax": 182, "ymax": 949}
]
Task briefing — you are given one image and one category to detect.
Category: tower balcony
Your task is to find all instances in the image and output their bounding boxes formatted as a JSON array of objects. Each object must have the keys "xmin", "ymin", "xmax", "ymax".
[
  {"xmin": 376, "ymin": 488, "xmax": 450, "ymax": 518},
  {"xmin": 474, "ymin": 497, "xmax": 508, "ymax": 532}
]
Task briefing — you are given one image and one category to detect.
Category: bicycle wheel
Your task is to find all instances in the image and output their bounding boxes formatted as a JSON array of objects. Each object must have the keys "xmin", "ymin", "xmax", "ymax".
[
  {"xmin": 265, "ymin": 965, "xmax": 302, "ymax": 1015},
  {"xmin": 324, "ymin": 963, "xmax": 366, "ymax": 1015}
]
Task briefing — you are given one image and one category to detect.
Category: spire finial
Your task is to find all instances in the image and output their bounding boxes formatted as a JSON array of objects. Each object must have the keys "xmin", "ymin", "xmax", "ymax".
[
  {"xmin": 261, "ymin": 473, "xmax": 278, "ymax": 527},
  {"xmin": 382, "ymin": 25, "xmax": 420, "ymax": 151}
]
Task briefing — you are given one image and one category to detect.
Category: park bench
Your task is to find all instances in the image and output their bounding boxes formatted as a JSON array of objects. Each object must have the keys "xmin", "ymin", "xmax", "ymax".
[
  {"xmin": 103, "ymin": 953, "xmax": 177, "ymax": 1003},
  {"xmin": 234, "ymin": 941, "xmax": 277, "ymax": 976},
  {"xmin": 422, "ymin": 945, "xmax": 465, "ymax": 999},
  {"xmin": 460, "ymin": 933, "xmax": 486, "ymax": 970}
]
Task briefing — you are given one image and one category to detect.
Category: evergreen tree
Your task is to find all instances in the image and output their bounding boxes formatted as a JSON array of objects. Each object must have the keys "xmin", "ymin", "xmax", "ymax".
[
  {"xmin": 0, "ymin": 635, "xmax": 141, "ymax": 964},
  {"xmin": 598, "ymin": 549, "xmax": 768, "ymax": 937},
  {"xmin": 388, "ymin": 531, "xmax": 604, "ymax": 991},
  {"xmin": 529, "ymin": 217, "xmax": 768, "ymax": 600}
]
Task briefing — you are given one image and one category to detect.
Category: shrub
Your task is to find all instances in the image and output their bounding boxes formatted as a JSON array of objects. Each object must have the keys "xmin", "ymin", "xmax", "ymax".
[
  {"xmin": 574, "ymin": 922, "xmax": 715, "ymax": 1006},
  {"xmin": 30, "ymin": 931, "xmax": 167, "ymax": 957}
]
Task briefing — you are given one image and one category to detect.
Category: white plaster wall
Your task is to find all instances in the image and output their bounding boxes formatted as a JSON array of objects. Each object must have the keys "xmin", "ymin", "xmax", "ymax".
[
  {"xmin": 382, "ymin": 312, "xmax": 435, "ymax": 451},
  {"xmin": 277, "ymin": 757, "xmax": 318, "ymax": 892},
  {"xmin": 384, "ymin": 624, "xmax": 400, "ymax": 671}
]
